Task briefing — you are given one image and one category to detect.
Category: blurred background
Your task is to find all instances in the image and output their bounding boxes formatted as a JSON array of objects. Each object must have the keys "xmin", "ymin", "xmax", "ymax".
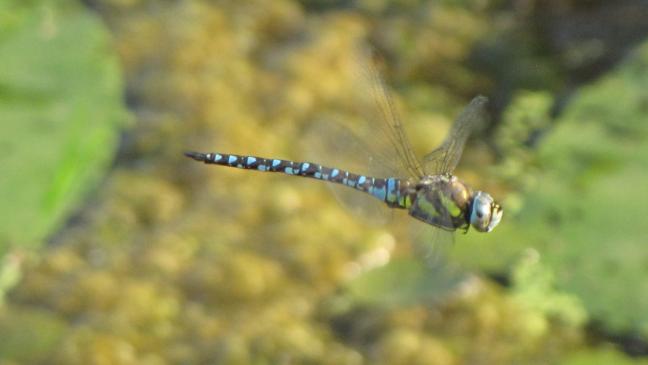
[{"xmin": 1, "ymin": 0, "xmax": 648, "ymax": 364}]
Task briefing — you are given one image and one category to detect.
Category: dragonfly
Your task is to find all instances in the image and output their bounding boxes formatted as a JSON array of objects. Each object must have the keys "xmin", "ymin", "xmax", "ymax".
[{"xmin": 185, "ymin": 52, "xmax": 502, "ymax": 247}]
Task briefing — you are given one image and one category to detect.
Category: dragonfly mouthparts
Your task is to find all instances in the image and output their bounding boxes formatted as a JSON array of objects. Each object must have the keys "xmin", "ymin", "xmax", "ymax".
[{"xmin": 184, "ymin": 151, "xmax": 208, "ymax": 161}]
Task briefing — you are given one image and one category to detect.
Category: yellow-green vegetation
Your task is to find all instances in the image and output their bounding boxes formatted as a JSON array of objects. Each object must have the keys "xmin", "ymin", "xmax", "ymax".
[{"xmin": 1, "ymin": 0, "xmax": 647, "ymax": 364}]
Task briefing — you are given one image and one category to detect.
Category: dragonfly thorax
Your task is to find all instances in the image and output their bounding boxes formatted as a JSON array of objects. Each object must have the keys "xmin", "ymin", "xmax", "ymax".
[
  {"xmin": 408, "ymin": 174, "xmax": 502, "ymax": 233},
  {"xmin": 407, "ymin": 174, "xmax": 472, "ymax": 231}
]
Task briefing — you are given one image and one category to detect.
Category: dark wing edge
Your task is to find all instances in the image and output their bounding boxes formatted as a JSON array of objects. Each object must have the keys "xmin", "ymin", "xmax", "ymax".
[{"xmin": 422, "ymin": 96, "xmax": 489, "ymax": 175}]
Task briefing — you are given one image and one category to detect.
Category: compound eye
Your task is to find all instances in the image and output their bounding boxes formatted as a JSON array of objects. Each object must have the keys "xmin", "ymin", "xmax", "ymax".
[
  {"xmin": 477, "ymin": 204, "xmax": 490, "ymax": 222},
  {"xmin": 470, "ymin": 192, "xmax": 495, "ymax": 232}
]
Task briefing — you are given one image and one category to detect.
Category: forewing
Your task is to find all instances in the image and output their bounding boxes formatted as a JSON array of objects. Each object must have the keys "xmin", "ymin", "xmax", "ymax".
[
  {"xmin": 422, "ymin": 96, "xmax": 489, "ymax": 175},
  {"xmin": 300, "ymin": 46, "xmax": 426, "ymax": 222},
  {"xmin": 351, "ymin": 46, "xmax": 425, "ymax": 179}
]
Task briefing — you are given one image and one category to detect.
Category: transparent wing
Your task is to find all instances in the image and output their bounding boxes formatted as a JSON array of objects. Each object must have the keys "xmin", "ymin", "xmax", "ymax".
[
  {"xmin": 410, "ymin": 221, "xmax": 456, "ymax": 268},
  {"xmin": 422, "ymin": 96, "xmax": 489, "ymax": 175},
  {"xmin": 301, "ymin": 45, "xmax": 425, "ymax": 221},
  {"xmin": 303, "ymin": 117, "xmax": 394, "ymax": 223},
  {"xmin": 304, "ymin": 114, "xmax": 407, "ymax": 179},
  {"xmin": 352, "ymin": 46, "xmax": 425, "ymax": 179}
]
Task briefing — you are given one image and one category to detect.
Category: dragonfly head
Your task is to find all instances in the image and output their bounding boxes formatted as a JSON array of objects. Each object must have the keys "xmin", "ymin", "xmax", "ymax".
[{"xmin": 469, "ymin": 191, "xmax": 503, "ymax": 232}]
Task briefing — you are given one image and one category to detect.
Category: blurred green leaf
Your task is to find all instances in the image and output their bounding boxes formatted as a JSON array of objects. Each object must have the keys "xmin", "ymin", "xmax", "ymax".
[{"xmin": 0, "ymin": 1, "xmax": 130, "ymax": 253}]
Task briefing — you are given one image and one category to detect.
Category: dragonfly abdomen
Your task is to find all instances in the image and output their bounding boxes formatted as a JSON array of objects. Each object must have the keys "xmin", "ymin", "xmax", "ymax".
[{"xmin": 185, "ymin": 151, "xmax": 414, "ymax": 209}]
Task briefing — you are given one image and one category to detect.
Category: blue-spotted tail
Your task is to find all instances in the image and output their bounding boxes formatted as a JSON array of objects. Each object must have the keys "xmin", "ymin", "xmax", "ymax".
[{"xmin": 184, "ymin": 151, "xmax": 414, "ymax": 209}]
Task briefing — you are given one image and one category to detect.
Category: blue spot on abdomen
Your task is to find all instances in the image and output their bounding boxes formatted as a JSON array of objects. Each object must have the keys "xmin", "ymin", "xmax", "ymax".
[{"xmin": 371, "ymin": 185, "xmax": 386, "ymax": 201}]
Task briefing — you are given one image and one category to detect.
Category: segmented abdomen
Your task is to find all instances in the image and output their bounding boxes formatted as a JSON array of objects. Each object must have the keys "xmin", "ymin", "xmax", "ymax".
[{"xmin": 185, "ymin": 151, "xmax": 413, "ymax": 208}]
